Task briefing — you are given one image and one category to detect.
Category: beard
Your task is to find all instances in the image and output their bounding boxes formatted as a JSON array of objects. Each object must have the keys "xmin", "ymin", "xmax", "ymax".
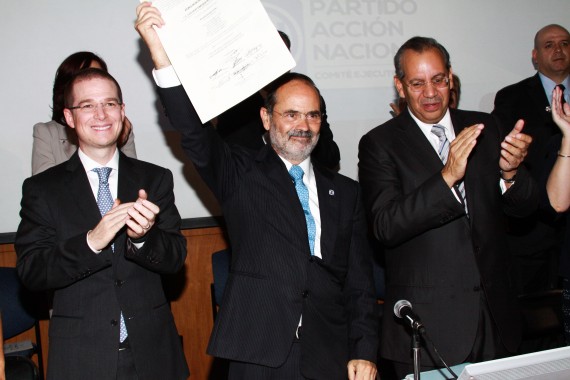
[{"xmin": 269, "ymin": 123, "xmax": 320, "ymax": 164}]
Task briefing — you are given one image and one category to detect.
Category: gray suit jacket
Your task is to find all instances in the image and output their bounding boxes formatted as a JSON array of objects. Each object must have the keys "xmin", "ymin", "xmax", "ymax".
[
  {"xmin": 32, "ymin": 120, "xmax": 137, "ymax": 175},
  {"xmin": 16, "ymin": 151, "xmax": 189, "ymax": 380}
]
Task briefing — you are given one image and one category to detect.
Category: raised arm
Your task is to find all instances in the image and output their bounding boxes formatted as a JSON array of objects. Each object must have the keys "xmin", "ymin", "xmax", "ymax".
[
  {"xmin": 135, "ymin": 2, "xmax": 171, "ymax": 70},
  {"xmin": 547, "ymin": 86, "xmax": 570, "ymax": 212}
]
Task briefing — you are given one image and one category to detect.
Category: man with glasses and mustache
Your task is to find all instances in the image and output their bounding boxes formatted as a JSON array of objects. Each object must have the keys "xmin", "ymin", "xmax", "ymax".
[
  {"xmin": 359, "ymin": 36, "xmax": 538, "ymax": 378},
  {"xmin": 135, "ymin": 3, "xmax": 378, "ymax": 380}
]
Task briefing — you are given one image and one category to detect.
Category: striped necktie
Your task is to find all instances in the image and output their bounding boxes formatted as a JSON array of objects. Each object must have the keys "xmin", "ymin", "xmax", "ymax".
[{"xmin": 431, "ymin": 125, "xmax": 468, "ymax": 215}]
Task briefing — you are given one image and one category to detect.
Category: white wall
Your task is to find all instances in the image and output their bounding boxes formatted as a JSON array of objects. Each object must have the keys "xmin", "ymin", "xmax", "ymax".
[{"xmin": 1, "ymin": 0, "xmax": 568, "ymax": 233}]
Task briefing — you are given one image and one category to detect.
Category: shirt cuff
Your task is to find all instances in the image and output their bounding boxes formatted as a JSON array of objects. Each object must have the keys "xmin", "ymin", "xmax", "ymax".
[
  {"xmin": 86, "ymin": 230, "xmax": 102, "ymax": 254},
  {"xmin": 152, "ymin": 66, "xmax": 181, "ymax": 88},
  {"xmin": 130, "ymin": 239, "xmax": 146, "ymax": 249},
  {"xmin": 450, "ymin": 187, "xmax": 462, "ymax": 203},
  {"xmin": 499, "ymin": 178, "xmax": 512, "ymax": 194}
]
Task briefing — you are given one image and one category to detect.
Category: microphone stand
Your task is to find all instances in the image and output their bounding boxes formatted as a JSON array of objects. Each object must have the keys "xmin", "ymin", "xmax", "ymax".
[
  {"xmin": 411, "ymin": 322, "xmax": 424, "ymax": 380},
  {"xmin": 412, "ymin": 328, "xmax": 421, "ymax": 380},
  {"xmin": 395, "ymin": 300, "xmax": 459, "ymax": 380}
]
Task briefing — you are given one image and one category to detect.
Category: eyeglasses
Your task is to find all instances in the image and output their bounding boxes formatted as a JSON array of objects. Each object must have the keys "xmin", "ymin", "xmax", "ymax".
[
  {"xmin": 403, "ymin": 76, "xmax": 450, "ymax": 92},
  {"xmin": 272, "ymin": 110, "xmax": 322, "ymax": 124},
  {"xmin": 68, "ymin": 101, "xmax": 122, "ymax": 113}
]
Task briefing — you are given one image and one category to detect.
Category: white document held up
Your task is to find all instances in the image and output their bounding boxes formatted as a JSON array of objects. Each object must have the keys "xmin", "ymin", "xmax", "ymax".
[{"xmin": 150, "ymin": 0, "xmax": 296, "ymax": 123}]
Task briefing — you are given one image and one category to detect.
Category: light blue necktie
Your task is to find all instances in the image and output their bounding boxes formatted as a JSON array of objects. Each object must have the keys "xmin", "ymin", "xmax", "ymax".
[
  {"xmin": 92, "ymin": 167, "xmax": 128, "ymax": 343},
  {"xmin": 431, "ymin": 125, "xmax": 468, "ymax": 215},
  {"xmin": 289, "ymin": 165, "xmax": 316, "ymax": 255}
]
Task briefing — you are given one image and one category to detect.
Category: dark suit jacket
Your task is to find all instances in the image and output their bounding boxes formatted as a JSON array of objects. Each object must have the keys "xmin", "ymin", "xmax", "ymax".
[
  {"xmin": 358, "ymin": 108, "xmax": 538, "ymax": 366},
  {"xmin": 159, "ymin": 85, "xmax": 378, "ymax": 380},
  {"xmin": 492, "ymin": 73, "xmax": 564, "ymax": 267},
  {"xmin": 15, "ymin": 152, "xmax": 189, "ymax": 380}
]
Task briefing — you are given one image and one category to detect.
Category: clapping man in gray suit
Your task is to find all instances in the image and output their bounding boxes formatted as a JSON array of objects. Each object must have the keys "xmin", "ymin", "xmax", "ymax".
[
  {"xmin": 135, "ymin": 3, "xmax": 378, "ymax": 379},
  {"xmin": 16, "ymin": 68, "xmax": 189, "ymax": 380}
]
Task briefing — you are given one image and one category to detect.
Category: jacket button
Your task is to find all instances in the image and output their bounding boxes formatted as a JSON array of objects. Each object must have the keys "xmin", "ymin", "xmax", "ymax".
[
  {"xmin": 302, "ymin": 290, "xmax": 309, "ymax": 298},
  {"xmin": 115, "ymin": 280, "xmax": 124, "ymax": 287},
  {"xmin": 473, "ymin": 285, "xmax": 481, "ymax": 292},
  {"xmin": 111, "ymin": 319, "xmax": 118, "ymax": 326}
]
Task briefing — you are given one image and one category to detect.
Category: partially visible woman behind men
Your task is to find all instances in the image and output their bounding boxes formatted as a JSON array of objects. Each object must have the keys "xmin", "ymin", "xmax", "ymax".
[
  {"xmin": 32, "ymin": 51, "xmax": 136, "ymax": 175},
  {"xmin": 545, "ymin": 85, "xmax": 570, "ymax": 344}
]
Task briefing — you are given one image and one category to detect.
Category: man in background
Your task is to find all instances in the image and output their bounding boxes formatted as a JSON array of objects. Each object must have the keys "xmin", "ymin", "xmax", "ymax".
[{"xmin": 492, "ymin": 24, "xmax": 570, "ymax": 295}]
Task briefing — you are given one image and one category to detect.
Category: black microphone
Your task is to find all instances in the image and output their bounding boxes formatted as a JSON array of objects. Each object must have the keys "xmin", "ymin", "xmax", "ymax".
[{"xmin": 394, "ymin": 299, "xmax": 425, "ymax": 333}]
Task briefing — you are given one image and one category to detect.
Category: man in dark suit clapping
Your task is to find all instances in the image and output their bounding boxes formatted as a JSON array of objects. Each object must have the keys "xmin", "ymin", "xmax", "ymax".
[
  {"xmin": 359, "ymin": 36, "xmax": 538, "ymax": 378},
  {"xmin": 15, "ymin": 68, "xmax": 189, "ymax": 380}
]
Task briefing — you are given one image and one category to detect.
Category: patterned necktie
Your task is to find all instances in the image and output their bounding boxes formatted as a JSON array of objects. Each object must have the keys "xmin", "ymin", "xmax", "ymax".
[
  {"xmin": 289, "ymin": 165, "xmax": 316, "ymax": 256},
  {"xmin": 557, "ymin": 84, "xmax": 567, "ymax": 105},
  {"xmin": 431, "ymin": 125, "xmax": 468, "ymax": 215},
  {"xmin": 92, "ymin": 167, "xmax": 128, "ymax": 343}
]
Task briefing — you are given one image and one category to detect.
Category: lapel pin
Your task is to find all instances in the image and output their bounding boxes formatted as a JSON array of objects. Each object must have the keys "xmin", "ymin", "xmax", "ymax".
[
  {"xmin": 546, "ymin": 106, "xmax": 551, "ymax": 113},
  {"xmin": 329, "ymin": 189, "xmax": 334, "ymax": 196}
]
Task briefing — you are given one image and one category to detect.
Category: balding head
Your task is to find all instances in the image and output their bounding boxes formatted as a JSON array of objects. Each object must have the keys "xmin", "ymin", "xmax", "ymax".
[{"xmin": 532, "ymin": 24, "xmax": 570, "ymax": 82}]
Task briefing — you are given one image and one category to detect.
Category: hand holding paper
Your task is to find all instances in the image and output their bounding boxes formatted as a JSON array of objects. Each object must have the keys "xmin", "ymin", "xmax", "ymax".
[
  {"xmin": 135, "ymin": 2, "xmax": 171, "ymax": 70},
  {"xmin": 136, "ymin": 0, "xmax": 295, "ymax": 123}
]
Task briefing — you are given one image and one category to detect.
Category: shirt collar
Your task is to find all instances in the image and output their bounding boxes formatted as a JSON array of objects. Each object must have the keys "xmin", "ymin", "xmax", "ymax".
[
  {"xmin": 78, "ymin": 148, "xmax": 120, "ymax": 173},
  {"xmin": 408, "ymin": 107, "xmax": 454, "ymax": 138},
  {"xmin": 538, "ymin": 72, "xmax": 570, "ymax": 105},
  {"xmin": 278, "ymin": 155, "xmax": 313, "ymax": 179}
]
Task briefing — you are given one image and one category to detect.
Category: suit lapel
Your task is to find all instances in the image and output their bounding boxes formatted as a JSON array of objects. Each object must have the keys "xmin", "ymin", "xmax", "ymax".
[
  {"xmin": 117, "ymin": 153, "xmax": 139, "ymax": 204},
  {"xmin": 114, "ymin": 154, "xmax": 141, "ymax": 271},
  {"xmin": 257, "ymin": 147, "xmax": 311, "ymax": 256},
  {"xmin": 528, "ymin": 73, "xmax": 550, "ymax": 110},
  {"xmin": 527, "ymin": 73, "xmax": 555, "ymax": 126},
  {"xmin": 399, "ymin": 110, "xmax": 447, "ymax": 178},
  {"xmin": 64, "ymin": 153, "xmax": 102, "ymax": 224}
]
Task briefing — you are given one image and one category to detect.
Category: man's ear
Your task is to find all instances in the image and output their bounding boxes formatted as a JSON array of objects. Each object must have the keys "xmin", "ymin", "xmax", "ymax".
[
  {"xmin": 531, "ymin": 49, "xmax": 538, "ymax": 67},
  {"xmin": 63, "ymin": 108, "xmax": 75, "ymax": 129},
  {"xmin": 260, "ymin": 107, "xmax": 271, "ymax": 131},
  {"xmin": 394, "ymin": 76, "xmax": 406, "ymax": 99}
]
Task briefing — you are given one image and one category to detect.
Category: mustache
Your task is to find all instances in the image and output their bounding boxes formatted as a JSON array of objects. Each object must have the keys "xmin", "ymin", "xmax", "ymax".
[
  {"xmin": 421, "ymin": 96, "xmax": 442, "ymax": 105},
  {"xmin": 288, "ymin": 130, "xmax": 313, "ymax": 138}
]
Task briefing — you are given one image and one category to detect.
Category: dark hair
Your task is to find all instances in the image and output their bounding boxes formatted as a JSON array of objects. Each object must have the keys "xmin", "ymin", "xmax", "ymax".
[
  {"xmin": 394, "ymin": 36, "xmax": 451, "ymax": 80},
  {"xmin": 278, "ymin": 30, "xmax": 291, "ymax": 50},
  {"xmin": 63, "ymin": 68, "xmax": 123, "ymax": 110},
  {"xmin": 52, "ymin": 52, "xmax": 108, "ymax": 125},
  {"xmin": 264, "ymin": 72, "xmax": 321, "ymax": 114},
  {"xmin": 450, "ymin": 73, "xmax": 461, "ymax": 108}
]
